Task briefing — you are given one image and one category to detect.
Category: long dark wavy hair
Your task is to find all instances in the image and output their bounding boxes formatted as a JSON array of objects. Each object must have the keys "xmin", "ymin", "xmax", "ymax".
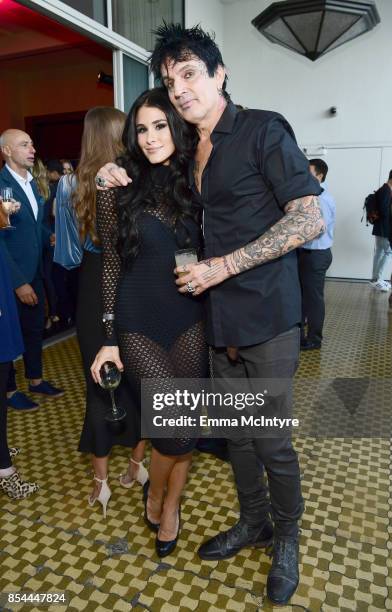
[{"xmin": 116, "ymin": 87, "xmax": 198, "ymax": 267}]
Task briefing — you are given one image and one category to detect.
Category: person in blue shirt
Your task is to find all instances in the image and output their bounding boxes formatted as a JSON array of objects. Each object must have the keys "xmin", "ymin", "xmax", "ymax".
[
  {"xmin": 298, "ymin": 158, "xmax": 336, "ymax": 350},
  {"xmin": 0, "ymin": 198, "xmax": 39, "ymax": 498}
]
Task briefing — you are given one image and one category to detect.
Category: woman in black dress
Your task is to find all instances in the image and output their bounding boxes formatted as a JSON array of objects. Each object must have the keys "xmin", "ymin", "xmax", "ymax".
[
  {"xmin": 91, "ymin": 88, "xmax": 208, "ymax": 556},
  {"xmin": 55, "ymin": 108, "xmax": 147, "ymax": 518}
]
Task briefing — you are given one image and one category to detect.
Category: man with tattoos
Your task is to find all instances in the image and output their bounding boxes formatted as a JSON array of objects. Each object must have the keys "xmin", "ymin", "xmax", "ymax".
[{"xmin": 96, "ymin": 24, "xmax": 323, "ymax": 605}]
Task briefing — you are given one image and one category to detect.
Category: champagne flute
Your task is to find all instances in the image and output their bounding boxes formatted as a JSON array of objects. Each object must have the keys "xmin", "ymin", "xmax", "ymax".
[
  {"xmin": 0, "ymin": 188, "xmax": 18, "ymax": 230},
  {"xmin": 99, "ymin": 361, "xmax": 126, "ymax": 433},
  {"xmin": 0, "ymin": 198, "xmax": 8, "ymax": 230}
]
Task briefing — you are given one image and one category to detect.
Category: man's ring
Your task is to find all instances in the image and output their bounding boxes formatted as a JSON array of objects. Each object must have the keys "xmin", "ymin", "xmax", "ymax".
[
  {"xmin": 95, "ymin": 176, "xmax": 106, "ymax": 188},
  {"xmin": 186, "ymin": 281, "xmax": 196, "ymax": 294}
]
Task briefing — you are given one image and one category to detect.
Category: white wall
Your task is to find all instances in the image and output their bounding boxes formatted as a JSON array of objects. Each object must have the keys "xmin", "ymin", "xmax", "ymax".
[
  {"xmin": 222, "ymin": 0, "xmax": 392, "ymax": 146},
  {"xmin": 185, "ymin": 0, "xmax": 224, "ymax": 51},
  {"xmin": 184, "ymin": 0, "xmax": 392, "ymax": 279}
]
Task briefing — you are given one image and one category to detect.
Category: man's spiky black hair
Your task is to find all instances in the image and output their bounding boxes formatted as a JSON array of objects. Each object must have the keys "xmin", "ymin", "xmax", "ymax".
[{"xmin": 150, "ymin": 23, "xmax": 229, "ymax": 98}]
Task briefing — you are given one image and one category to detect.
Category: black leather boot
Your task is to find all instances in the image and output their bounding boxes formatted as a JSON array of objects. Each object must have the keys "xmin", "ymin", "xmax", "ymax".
[
  {"xmin": 198, "ymin": 519, "xmax": 273, "ymax": 560},
  {"xmin": 267, "ymin": 535, "xmax": 299, "ymax": 605}
]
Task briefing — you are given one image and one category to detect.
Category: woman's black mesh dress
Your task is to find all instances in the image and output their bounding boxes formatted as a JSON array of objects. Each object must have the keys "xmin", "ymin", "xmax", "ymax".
[{"xmin": 96, "ymin": 166, "xmax": 208, "ymax": 456}]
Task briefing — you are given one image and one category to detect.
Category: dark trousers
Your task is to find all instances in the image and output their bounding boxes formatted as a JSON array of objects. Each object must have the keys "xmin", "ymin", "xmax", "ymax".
[
  {"xmin": 7, "ymin": 276, "xmax": 45, "ymax": 391},
  {"xmin": 212, "ymin": 326, "xmax": 303, "ymax": 537},
  {"xmin": 42, "ymin": 247, "xmax": 58, "ymax": 317},
  {"xmin": 53, "ymin": 264, "xmax": 78, "ymax": 323},
  {"xmin": 298, "ymin": 248, "xmax": 332, "ymax": 344},
  {"xmin": 0, "ymin": 361, "xmax": 12, "ymax": 469}
]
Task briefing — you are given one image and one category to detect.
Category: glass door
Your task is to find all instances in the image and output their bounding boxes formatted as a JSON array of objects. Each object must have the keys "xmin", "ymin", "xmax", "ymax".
[
  {"xmin": 113, "ymin": 50, "xmax": 150, "ymax": 112},
  {"xmin": 123, "ymin": 54, "xmax": 149, "ymax": 112}
]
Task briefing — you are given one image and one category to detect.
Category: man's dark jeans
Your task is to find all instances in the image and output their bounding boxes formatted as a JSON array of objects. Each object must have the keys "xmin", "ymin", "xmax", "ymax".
[
  {"xmin": 212, "ymin": 326, "xmax": 303, "ymax": 537},
  {"xmin": 7, "ymin": 276, "xmax": 45, "ymax": 391}
]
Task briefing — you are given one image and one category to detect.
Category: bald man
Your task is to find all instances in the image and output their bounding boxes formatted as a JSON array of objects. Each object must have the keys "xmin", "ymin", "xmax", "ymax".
[{"xmin": 0, "ymin": 129, "xmax": 63, "ymax": 410}]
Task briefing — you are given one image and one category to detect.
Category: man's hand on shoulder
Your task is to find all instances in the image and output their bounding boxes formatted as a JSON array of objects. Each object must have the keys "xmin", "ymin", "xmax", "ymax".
[{"xmin": 95, "ymin": 163, "xmax": 132, "ymax": 190}]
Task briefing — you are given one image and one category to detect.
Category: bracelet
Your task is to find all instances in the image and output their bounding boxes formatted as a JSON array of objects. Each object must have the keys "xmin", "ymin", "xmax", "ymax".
[{"xmin": 102, "ymin": 313, "xmax": 115, "ymax": 322}]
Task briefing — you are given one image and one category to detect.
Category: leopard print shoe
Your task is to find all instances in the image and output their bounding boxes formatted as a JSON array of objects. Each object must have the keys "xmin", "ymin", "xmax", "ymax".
[
  {"xmin": 8, "ymin": 447, "xmax": 20, "ymax": 458},
  {"xmin": 0, "ymin": 470, "xmax": 39, "ymax": 499}
]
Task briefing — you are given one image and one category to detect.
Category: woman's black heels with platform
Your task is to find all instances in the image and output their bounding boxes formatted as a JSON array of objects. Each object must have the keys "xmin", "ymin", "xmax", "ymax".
[{"xmin": 155, "ymin": 506, "xmax": 181, "ymax": 558}]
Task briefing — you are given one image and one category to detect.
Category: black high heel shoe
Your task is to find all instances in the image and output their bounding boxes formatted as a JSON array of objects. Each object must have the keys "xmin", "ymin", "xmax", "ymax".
[
  {"xmin": 155, "ymin": 505, "xmax": 181, "ymax": 558},
  {"xmin": 143, "ymin": 481, "xmax": 160, "ymax": 533}
]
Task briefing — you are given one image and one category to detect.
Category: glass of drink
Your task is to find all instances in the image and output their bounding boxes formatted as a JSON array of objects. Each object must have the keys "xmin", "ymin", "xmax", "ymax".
[
  {"xmin": 0, "ymin": 199, "xmax": 9, "ymax": 230},
  {"xmin": 0, "ymin": 188, "xmax": 19, "ymax": 230},
  {"xmin": 99, "ymin": 361, "xmax": 126, "ymax": 432},
  {"xmin": 175, "ymin": 248, "xmax": 198, "ymax": 276}
]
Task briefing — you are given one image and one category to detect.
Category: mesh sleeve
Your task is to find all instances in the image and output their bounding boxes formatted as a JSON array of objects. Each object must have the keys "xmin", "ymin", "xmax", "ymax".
[{"xmin": 96, "ymin": 189, "xmax": 121, "ymax": 346}]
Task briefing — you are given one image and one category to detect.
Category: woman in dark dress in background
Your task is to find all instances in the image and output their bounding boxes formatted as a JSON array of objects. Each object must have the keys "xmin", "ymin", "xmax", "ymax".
[
  {"xmin": 92, "ymin": 88, "xmax": 208, "ymax": 556},
  {"xmin": 55, "ymin": 108, "xmax": 147, "ymax": 518}
]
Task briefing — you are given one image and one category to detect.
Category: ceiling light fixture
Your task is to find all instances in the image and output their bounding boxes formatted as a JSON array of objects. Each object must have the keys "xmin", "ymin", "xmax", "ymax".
[{"xmin": 252, "ymin": 0, "xmax": 380, "ymax": 61}]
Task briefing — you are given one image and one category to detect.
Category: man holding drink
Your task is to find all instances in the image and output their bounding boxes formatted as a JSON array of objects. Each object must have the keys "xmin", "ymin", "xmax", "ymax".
[
  {"xmin": 0, "ymin": 129, "xmax": 63, "ymax": 411},
  {"xmin": 0, "ymin": 188, "xmax": 21, "ymax": 230},
  {"xmin": 96, "ymin": 24, "xmax": 323, "ymax": 605}
]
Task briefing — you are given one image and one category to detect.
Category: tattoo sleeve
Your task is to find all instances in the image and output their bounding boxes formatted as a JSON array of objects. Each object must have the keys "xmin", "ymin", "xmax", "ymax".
[{"xmin": 229, "ymin": 195, "xmax": 325, "ymax": 275}]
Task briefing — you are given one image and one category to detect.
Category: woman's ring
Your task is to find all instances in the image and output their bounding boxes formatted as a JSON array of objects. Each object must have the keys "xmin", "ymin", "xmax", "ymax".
[
  {"xmin": 95, "ymin": 175, "xmax": 107, "ymax": 188},
  {"xmin": 186, "ymin": 281, "xmax": 196, "ymax": 294}
]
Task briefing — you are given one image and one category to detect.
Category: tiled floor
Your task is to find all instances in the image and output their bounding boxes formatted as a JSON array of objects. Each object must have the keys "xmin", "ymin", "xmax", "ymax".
[{"xmin": 1, "ymin": 281, "xmax": 391, "ymax": 611}]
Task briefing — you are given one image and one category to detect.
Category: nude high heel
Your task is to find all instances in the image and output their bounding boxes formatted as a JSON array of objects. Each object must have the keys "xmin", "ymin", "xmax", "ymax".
[
  {"xmin": 88, "ymin": 475, "xmax": 111, "ymax": 519},
  {"xmin": 119, "ymin": 458, "xmax": 149, "ymax": 489}
]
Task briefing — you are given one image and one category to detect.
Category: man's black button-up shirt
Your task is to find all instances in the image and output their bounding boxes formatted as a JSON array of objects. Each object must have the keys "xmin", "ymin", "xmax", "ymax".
[{"xmin": 190, "ymin": 102, "xmax": 322, "ymax": 348}]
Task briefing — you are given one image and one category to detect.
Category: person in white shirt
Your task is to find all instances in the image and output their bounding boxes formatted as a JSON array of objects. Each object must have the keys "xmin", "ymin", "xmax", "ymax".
[{"xmin": 0, "ymin": 129, "xmax": 63, "ymax": 411}]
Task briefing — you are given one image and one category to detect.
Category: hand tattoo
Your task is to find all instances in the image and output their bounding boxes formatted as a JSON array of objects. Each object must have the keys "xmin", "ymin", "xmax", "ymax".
[
  {"xmin": 196, "ymin": 259, "xmax": 222, "ymax": 283},
  {"xmin": 203, "ymin": 258, "xmax": 214, "ymax": 268}
]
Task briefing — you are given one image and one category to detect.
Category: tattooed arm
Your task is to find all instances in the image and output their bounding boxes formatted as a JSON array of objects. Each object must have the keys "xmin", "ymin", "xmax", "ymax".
[
  {"xmin": 176, "ymin": 194, "xmax": 325, "ymax": 295},
  {"xmin": 229, "ymin": 194, "xmax": 324, "ymax": 274}
]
